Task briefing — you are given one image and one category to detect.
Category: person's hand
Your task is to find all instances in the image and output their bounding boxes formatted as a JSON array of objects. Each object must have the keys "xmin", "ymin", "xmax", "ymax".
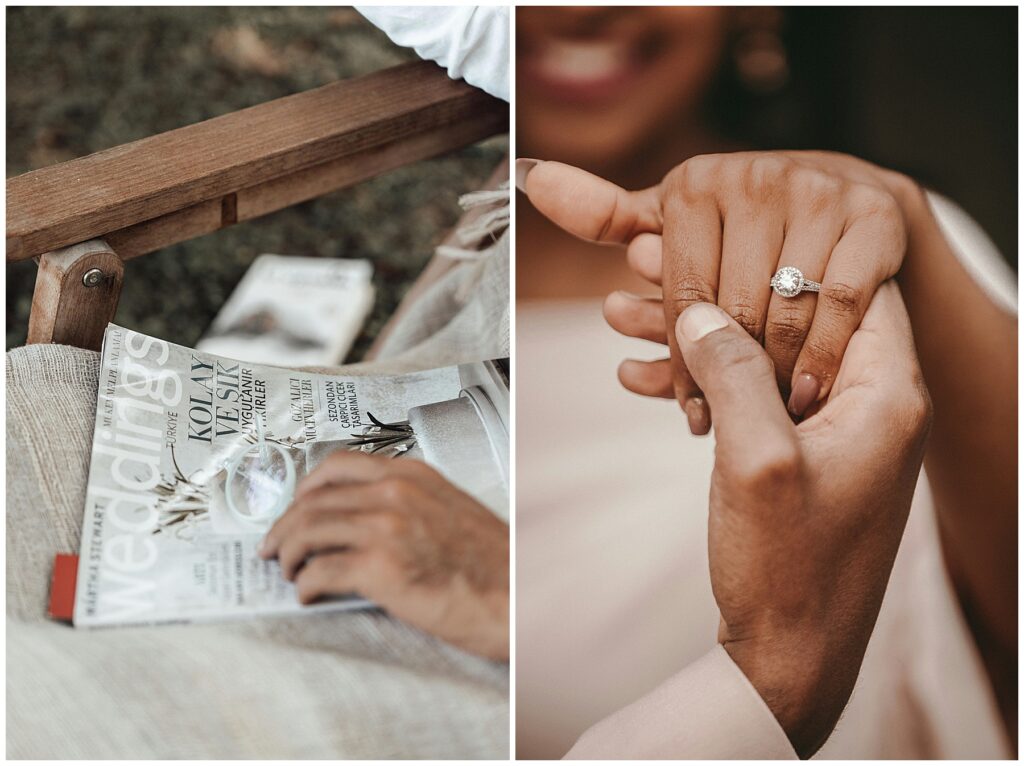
[
  {"xmin": 517, "ymin": 151, "xmax": 919, "ymax": 433},
  {"xmin": 670, "ymin": 281, "xmax": 931, "ymax": 756},
  {"xmin": 259, "ymin": 452, "xmax": 509, "ymax": 661}
]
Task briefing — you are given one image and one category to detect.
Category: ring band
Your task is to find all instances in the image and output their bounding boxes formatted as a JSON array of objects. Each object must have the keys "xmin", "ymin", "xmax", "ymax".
[{"xmin": 771, "ymin": 266, "xmax": 821, "ymax": 298}]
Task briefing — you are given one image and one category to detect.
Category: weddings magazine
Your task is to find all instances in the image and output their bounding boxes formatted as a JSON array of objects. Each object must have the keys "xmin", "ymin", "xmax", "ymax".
[{"xmin": 50, "ymin": 324, "xmax": 509, "ymax": 628}]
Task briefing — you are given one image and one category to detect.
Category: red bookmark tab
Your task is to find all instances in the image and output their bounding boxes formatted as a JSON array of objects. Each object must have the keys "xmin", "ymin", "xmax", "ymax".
[{"xmin": 48, "ymin": 553, "xmax": 79, "ymax": 622}]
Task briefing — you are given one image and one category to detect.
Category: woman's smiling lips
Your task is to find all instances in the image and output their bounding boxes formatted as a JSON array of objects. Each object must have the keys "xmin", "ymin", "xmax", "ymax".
[{"xmin": 519, "ymin": 38, "xmax": 648, "ymax": 104}]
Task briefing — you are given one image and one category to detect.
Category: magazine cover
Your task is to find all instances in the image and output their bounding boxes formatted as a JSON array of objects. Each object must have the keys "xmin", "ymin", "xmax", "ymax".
[
  {"xmin": 57, "ymin": 324, "xmax": 509, "ymax": 628},
  {"xmin": 196, "ymin": 255, "xmax": 375, "ymax": 367}
]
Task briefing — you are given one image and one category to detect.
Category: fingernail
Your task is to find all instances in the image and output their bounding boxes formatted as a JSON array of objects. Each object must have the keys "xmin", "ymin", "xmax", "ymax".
[
  {"xmin": 788, "ymin": 373, "xmax": 821, "ymax": 418},
  {"xmin": 677, "ymin": 304, "xmax": 729, "ymax": 343},
  {"xmin": 515, "ymin": 158, "xmax": 540, "ymax": 192},
  {"xmin": 257, "ymin": 537, "xmax": 269, "ymax": 558},
  {"xmin": 684, "ymin": 397, "xmax": 711, "ymax": 436}
]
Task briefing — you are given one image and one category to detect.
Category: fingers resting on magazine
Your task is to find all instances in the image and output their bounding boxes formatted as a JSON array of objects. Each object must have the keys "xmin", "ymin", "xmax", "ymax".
[{"xmin": 259, "ymin": 451, "xmax": 510, "ymax": 661}]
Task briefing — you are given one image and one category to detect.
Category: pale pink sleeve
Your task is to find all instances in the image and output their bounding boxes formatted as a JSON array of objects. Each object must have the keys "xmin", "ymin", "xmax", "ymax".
[{"xmin": 564, "ymin": 645, "xmax": 798, "ymax": 759}]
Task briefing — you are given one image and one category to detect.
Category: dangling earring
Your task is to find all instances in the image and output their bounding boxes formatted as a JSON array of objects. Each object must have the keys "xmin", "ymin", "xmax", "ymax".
[{"xmin": 734, "ymin": 24, "xmax": 790, "ymax": 94}]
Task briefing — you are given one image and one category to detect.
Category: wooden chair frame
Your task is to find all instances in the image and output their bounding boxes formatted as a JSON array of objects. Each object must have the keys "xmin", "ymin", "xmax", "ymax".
[{"xmin": 6, "ymin": 61, "xmax": 508, "ymax": 351}]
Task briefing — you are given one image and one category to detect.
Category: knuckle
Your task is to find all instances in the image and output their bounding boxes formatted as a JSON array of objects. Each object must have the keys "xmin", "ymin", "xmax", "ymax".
[
  {"xmin": 668, "ymin": 154, "xmax": 721, "ymax": 199},
  {"xmin": 750, "ymin": 154, "xmax": 790, "ymax": 178},
  {"xmin": 875, "ymin": 195, "xmax": 902, "ymax": 226},
  {"xmin": 739, "ymin": 445, "xmax": 803, "ymax": 491},
  {"xmin": 882, "ymin": 379, "xmax": 933, "ymax": 454},
  {"xmin": 666, "ymin": 272, "xmax": 717, "ymax": 312},
  {"xmin": 905, "ymin": 376, "xmax": 934, "ymax": 433},
  {"xmin": 722, "ymin": 299, "xmax": 764, "ymax": 338},
  {"xmin": 742, "ymin": 156, "xmax": 790, "ymax": 203},
  {"xmin": 852, "ymin": 186, "xmax": 906, "ymax": 235},
  {"xmin": 378, "ymin": 477, "xmax": 414, "ymax": 506},
  {"xmin": 765, "ymin": 310, "xmax": 809, "ymax": 350},
  {"xmin": 797, "ymin": 169, "xmax": 844, "ymax": 213},
  {"xmin": 851, "ymin": 183, "xmax": 897, "ymax": 213},
  {"xmin": 801, "ymin": 337, "xmax": 839, "ymax": 369},
  {"xmin": 819, "ymin": 281, "xmax": 863, "ymax": 318},
  {"xmin": 597, "ymin": 189, "xmax": 641, "ymax": 243}
]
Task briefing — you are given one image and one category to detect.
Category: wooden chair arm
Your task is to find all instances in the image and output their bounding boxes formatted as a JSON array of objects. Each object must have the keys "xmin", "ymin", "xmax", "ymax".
[{"xmin": 7, "ymin": 60, "xmax": 507, "ymax": 263}]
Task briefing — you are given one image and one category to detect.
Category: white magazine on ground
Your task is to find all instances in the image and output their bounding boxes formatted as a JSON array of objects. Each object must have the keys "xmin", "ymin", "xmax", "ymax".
[
  {"xmin": 54, "ymin": 324, "xmax": 509, "ymax": 628},
  {"xmin": 196, "ymin": 254, "xmax": 375, "ymax": 367}
]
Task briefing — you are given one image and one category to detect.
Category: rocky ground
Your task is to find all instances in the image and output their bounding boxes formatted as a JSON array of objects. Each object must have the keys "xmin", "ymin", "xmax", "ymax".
[{"xmin": 6, "ymin": 7, "xmax": 506, "ymax": 359}]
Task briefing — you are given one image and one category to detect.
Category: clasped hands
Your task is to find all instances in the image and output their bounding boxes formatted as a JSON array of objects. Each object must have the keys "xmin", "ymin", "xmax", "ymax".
[{"xmin": 519, "ymin": 151, "xmax": 933, "ymax": 757}]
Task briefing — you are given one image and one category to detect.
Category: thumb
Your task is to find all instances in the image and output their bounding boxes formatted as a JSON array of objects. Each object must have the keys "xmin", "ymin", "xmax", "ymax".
[
  {"xmin": 516, "ymin": 158, "xmax": 661, "ymax": 244},
  {"xmin": 675, "ymin": 303, "xmax": 795, "ymax": 455},
  {"xmin": 830, "ymin": 280, "xmax": 922, "ymax": 396}
]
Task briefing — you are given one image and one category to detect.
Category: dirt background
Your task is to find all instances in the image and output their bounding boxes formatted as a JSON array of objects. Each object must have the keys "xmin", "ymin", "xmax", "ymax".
[{"xmin": 6, "ymin": 7, "xmax": 507, "ymax": 358}]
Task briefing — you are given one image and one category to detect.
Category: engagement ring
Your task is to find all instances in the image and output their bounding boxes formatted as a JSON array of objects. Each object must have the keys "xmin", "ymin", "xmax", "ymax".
[{"xmin": 771, "ymin": 266, "xmax": 821, "ymax": 298}]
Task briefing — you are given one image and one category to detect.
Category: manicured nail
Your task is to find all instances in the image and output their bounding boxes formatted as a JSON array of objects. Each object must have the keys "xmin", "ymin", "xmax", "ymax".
[
  {"xmin": 788, "ymin": 373, "xmax": 821, "ymax": 418},
  {"xmin": 677, "ymin": 303, "xmax": 729, "ymax": 343},
  {"xmin": 515, "ymin": 158, "xmax": 540, "ymax": 192},
  {"xmin": 684, "ymin": 397, "xmax": 711, "ymax": 436}
]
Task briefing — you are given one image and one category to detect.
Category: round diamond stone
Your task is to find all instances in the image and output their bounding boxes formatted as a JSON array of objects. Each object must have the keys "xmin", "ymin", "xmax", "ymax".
[{"xmin": 772, "ymin": 266, "xmax": 803, "ymax": 297}]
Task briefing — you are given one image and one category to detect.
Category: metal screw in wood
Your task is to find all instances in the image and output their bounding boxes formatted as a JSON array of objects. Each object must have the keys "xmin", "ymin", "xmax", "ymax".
[{"xmin": 82, "ymin": 268, "xmax": 105, "ymax": 287}]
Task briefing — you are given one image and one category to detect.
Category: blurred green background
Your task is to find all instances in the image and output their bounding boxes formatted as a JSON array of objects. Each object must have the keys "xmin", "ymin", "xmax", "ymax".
[{"xmin": 6, "ymin": 7, "xmax": 507, "ymax": 358}]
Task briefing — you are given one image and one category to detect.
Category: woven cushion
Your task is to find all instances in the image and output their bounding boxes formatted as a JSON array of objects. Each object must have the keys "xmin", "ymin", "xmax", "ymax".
[{"xmin": 6, "ymin": 344, "xmax": 508, "ymax": 759}]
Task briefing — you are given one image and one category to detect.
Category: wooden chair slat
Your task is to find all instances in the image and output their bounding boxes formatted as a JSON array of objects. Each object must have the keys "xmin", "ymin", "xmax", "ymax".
[{"xmin": 7, "ymin": 61, "xmax": 507, "ymax": 262}]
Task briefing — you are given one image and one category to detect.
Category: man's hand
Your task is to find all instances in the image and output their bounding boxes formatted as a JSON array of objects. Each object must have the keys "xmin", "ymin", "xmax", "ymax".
[
  {"xmin": 673, "ymin": 282, "xmax": 931, "ymax": 756},
  {"xmin": 259, "ymin": 452, "xmax": 509, "ymax": 661}
]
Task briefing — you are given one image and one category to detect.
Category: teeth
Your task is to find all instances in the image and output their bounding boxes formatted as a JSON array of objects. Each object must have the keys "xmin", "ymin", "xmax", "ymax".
[{"xmin": 538, "ymin": 40, "xmax": 629, "ymax": 82}]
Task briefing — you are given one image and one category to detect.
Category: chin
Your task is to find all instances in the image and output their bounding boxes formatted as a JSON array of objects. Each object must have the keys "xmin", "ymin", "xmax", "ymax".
[{"xmin": 518, "ymin": 112, "xmax": 653, "ymax": 173}]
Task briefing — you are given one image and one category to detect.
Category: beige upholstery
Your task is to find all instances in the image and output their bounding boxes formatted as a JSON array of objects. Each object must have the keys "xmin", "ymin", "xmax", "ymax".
[{"xmin": 6, "ymin": 344, "xmax": 508, "ymax": 759}]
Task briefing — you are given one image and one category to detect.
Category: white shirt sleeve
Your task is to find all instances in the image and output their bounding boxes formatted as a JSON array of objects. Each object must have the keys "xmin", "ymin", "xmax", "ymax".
[
  {"xmin": 564, "ymin": 645, "xmax": 798, "ymax": 760},
  {"xmin": 355, "ymin": 6, "xmax": 510, "ymax": 102}
]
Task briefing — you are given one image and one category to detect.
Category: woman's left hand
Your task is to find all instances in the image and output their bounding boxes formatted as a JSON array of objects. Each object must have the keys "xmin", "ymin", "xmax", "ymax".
[
  {"xmin": 518, "ymin": 151, "xmax": 918, "ymax": 433},
  {"xmin": 259, "ymin": 451, "xmax": 509, "ymax": 661}
]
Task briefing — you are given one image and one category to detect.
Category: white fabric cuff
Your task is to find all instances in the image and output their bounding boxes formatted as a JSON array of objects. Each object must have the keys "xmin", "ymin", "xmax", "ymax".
[
  {"xmin": 564, "ymin": 644, "xmax": 798, "ymax": 760},
  {"xmin": 926, "ymin": 191, "xmax": 1017, "ymax": 315},
  {"xmin": 355, "ymin": 6, "xmax": 510, "ymax": 102}
]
